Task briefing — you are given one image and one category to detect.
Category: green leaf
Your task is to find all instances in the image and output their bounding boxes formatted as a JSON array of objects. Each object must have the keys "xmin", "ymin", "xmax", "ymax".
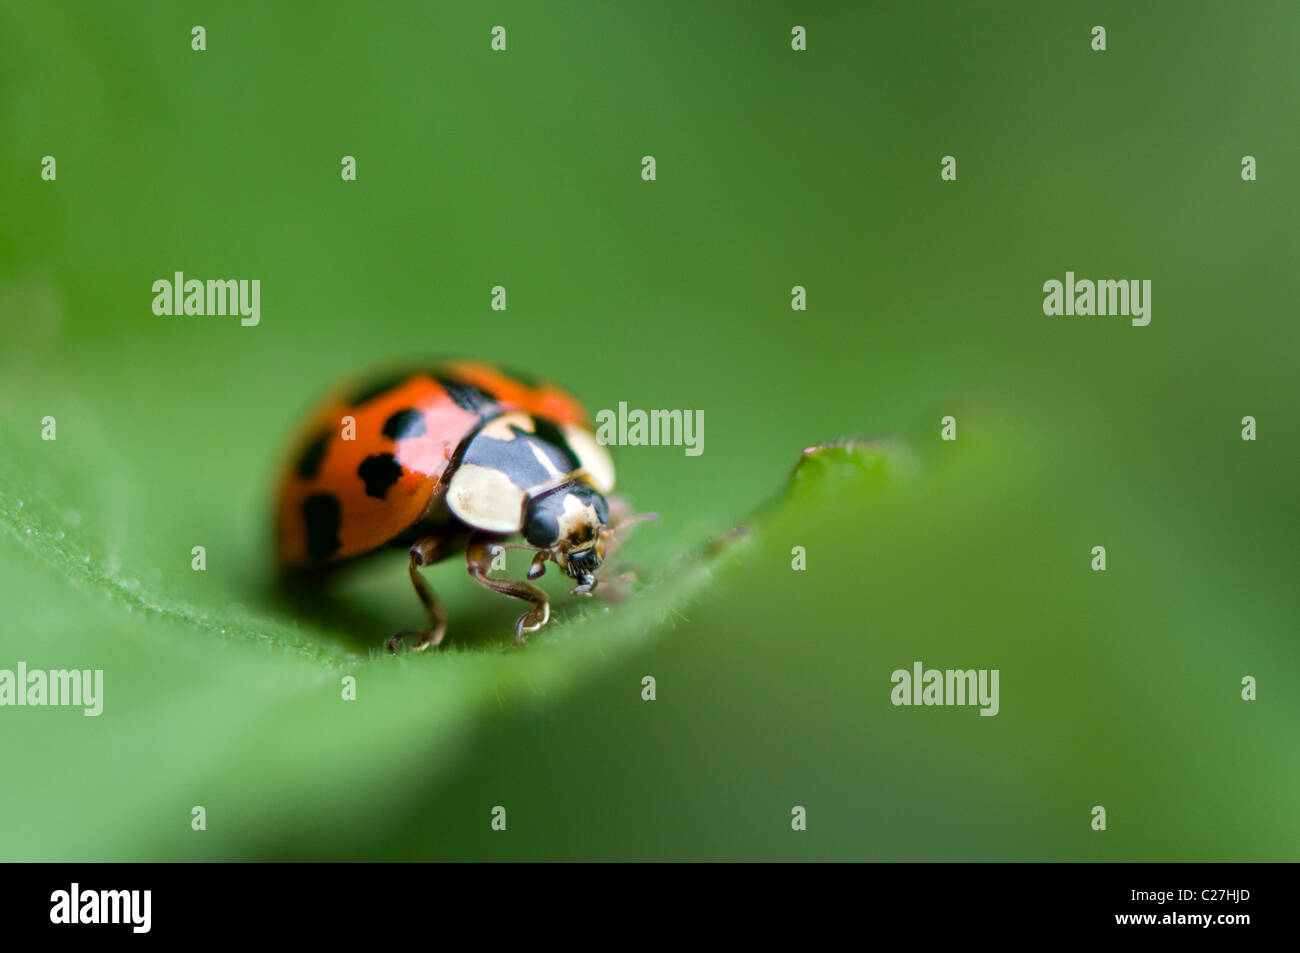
[{"xmin": 1, "ymin": 353, "xmax": 907, "ymax": 859}]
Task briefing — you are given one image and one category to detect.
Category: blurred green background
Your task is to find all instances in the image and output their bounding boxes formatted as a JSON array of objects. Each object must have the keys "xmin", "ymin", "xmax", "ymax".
[{"xmin": 1, "ymin": 1, "xmax": 1297, "ymax": 860}]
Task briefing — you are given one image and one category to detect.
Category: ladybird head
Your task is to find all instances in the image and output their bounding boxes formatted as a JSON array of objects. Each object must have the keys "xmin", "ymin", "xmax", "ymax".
[{"xmin": 522, "ymin": 480, "xmax": 610, "ymax": 592}]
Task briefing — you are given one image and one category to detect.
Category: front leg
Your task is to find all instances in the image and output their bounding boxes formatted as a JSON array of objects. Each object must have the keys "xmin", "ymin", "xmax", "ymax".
[{"xmin": 466, "ymin": 533, "xmax": 550, "ymax": 645}]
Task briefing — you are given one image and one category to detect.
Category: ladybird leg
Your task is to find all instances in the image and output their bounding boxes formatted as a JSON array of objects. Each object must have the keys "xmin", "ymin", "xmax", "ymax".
[
  {"xmin": 466, "ymin": 533, "xmax": 550, "ymax": 645},
  {"xmin": 386, "ymin": 534, "xmax": 453, "ymax": 653}
]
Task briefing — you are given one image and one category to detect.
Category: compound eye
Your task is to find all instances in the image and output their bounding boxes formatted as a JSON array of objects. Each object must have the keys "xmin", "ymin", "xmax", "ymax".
[{"xmin": 523, "ymin": 500, "xmax": 560, "ymax": 547}]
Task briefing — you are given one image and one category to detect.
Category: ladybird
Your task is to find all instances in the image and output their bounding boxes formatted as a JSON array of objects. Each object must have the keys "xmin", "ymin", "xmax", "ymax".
[{"xmin": 276, "ymin": 360, "xmax": 647, "ymax": 651}]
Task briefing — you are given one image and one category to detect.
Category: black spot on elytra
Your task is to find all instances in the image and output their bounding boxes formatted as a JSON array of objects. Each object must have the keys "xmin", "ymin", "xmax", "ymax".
[
  {"xmin": 295, "ymin": 430, "xmax": 330, "ymax": 479},
  {"xmin": 382, "ymin": 408, "xmax": 426, "ymax": 441},
  {"xmin": 302, "ymin": 494, "xmax": 342, "ymax": 559},
  {"xmin": 358, "ymin": 453, "xmax": 404, "ymax": 499},
  {"xmin": 435, "ymin": 376, "xmax": 497, "ymax": 415}
]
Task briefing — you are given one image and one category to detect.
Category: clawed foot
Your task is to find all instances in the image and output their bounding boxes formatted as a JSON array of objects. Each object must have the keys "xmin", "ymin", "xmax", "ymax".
[{"xmin": 511, "ymin": 602, "xmax": 551, "ymax": 645}]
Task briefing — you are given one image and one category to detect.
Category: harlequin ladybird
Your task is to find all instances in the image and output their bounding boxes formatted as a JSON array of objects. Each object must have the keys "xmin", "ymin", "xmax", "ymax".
[{"xmin": 276, "ymin": 361, "xmax": 647, "ymax": 651}]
